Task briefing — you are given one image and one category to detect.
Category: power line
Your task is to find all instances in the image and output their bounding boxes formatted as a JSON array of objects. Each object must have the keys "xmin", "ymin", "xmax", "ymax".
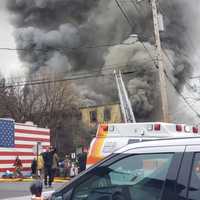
[
  {"xmin": 189, "ymin": 75, "xmax": 200, "ymax": 80},
  {"xmin": 115, "ymin": 0, "xmax": 158, "ymax": 68},
  {"xmin": 3, "ymin": 59, "xmax": 157, "ymax": 88},
  {"xmin": 115, "ymin": 0, "xmax": 135, "ymax": 28},
  {"xmin": 131, "ymin": 0, "xmax": 197, "ymax": 81},
  {"xmin": 162, "ymin": 49, "xmax": 195, "ymax": 91},
  {"xmin": 157, "ymin": 6, "xmax": 200, "ymax": 83},
  {"xmin": 3, "ymin": 69, "xmax": 137, "ymax": 88},
  {"xmin": 165, "ymin": 71, "xmax": 200, "ymax": 119},
  {"xmin": 0, "ymin": 40, "xmax": 136, "ymax": 53},
  {"xmin": 4, "ymin": 58, "xmax": 154, "ymax": 83},
  {"xmin": 135, "ymin": 2, "xmax": 198, "ymax": 97},
  {"xmin": 127, "ymin": 0, "xmax": 200, "ymax": 119},
  {"xmin": 2, "ymin": 57, "xmax": 155, "ymax": 88}
]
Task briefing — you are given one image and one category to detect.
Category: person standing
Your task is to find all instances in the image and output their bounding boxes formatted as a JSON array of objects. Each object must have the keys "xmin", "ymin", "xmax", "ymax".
[
  {"xmin": 31, "ymin": 158, "xmax": 37, "ymax": 177},
  {"xmin": 37, "ymin": 153, "xmax": 44, "ymax": 179},
  {"xmin": 42, "ymin": 147, "xmax": 53, "ymax": 187},
  {"xmin": 13, "ymin": 156, "xmax": 23, "ymax": 178},
  {"xmin": 77, "ymin": 152, "xmax": 87, "ymax": 172},
  {"xmin": 64, "ymin": 155, "xmax": 71, "ymax": 177},
  {"xmin": 52, "ymin": 148, "xmax": 59, "ymax": 182}
]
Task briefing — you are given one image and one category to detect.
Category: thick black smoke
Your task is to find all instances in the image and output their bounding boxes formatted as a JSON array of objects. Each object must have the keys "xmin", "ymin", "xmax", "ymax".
[{"xmin": 6, "ymin": 0, "xmax": 198, "ymax": 120}]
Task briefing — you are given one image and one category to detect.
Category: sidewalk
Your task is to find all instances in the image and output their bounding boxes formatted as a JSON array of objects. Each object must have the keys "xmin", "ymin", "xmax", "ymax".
[{"xmin": 0, "ymin": 177, "xmax": 69, "ymax": 183}]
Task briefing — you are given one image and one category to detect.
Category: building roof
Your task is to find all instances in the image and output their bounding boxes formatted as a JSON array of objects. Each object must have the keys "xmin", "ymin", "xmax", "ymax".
[{"xmin": 79, "ymin": 102, "xmax": 120, "ymax": 109}]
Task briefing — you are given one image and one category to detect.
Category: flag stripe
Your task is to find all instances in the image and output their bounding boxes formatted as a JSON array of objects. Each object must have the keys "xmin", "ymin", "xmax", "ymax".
[
  {"xmin": 15, "ymin": 129, "xmax": 50, "ymax": 136},
  {"xmin": 0, "ymin": 160, "xmax": 32, "ymax": 164},
  {"xmin": 0, "ymin": 156, "xmax": 35, "ymax": 160},
  {"xmin": 15, "ymin": 140, "xmax": 50, "ymax": 146},
  {"xmin": 15, "ymin": 132, "xmax": 50, "ymax": 139},
  {"xmin": 15, "ymin": 136, "xmax": 49, "ymax": 142},
  {"xmin": 15, "ymin": 144, "xmax": 49, "ymax": 149},
  {"xmin": 0, "ymin": 152, "xmax": 34, "ymax": 156},
  {"xmin": 0, "ymin": 148, "xmax": 33, "ymax": 152}
]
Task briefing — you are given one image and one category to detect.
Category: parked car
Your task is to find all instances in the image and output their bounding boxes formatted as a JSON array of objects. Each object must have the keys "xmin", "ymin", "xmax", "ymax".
[{"xmin": 50, "ymin": 137, "xmax": 200, "ymax": 200}]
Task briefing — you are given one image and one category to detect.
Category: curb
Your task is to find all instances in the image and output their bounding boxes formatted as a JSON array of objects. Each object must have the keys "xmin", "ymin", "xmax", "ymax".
[{"xmin": 0, "ymin": 178, "xmax": 69, "ymax": 183}]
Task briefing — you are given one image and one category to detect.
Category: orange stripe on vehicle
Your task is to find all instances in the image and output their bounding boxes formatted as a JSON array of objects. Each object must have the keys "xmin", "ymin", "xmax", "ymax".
[
  {"xmin": 87, "ymin": 127, "xmax": 108, "ymax": 166},
  {"xmin": 86, "ymin": 156, "xmax": 104, "ymax": 165}
]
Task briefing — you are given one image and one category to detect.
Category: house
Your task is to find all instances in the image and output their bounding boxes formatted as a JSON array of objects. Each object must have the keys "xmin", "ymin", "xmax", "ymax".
[{"xmin": 80, "ymin": 103, "xmax": 122, "ymax": 128}]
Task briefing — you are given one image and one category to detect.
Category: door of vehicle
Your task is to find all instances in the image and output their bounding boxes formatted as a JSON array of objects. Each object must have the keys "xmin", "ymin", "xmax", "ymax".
[
  {"xmin": 52, "ymin": 145, "xmax": 185, "ymax": 200},
  {"xmin": 176, "ymin": 145, "xmax": 200, "ymax": 200}
]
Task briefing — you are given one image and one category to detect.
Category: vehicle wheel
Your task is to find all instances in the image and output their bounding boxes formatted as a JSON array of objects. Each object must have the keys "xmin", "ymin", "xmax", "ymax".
[{"xmin": 112, "ymin": 193, "xmax": 125, "ymax": 200}]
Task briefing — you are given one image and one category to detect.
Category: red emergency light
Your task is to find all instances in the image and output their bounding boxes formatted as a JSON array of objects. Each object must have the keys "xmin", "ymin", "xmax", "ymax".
[
  {"xmin": 154, "ymin": 124, "xmax": 161, "ymax": 131},
  {"xmin": 176, "ymin": 125, "xmax": 182, "ymax": 132},
  {"xmin": 193, "ymin": 127, "xmax": 198, "ymax": 134},
  {"xmin": 97, "ymin": 124, "xmax": 108, "ymax": 137}
]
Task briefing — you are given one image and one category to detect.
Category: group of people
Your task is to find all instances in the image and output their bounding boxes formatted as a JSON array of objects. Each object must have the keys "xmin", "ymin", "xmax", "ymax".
[
  {"xmin": 61, "ymin": 152, "xmax": 87, "ymax": 177},
  {"xmin": 13, "ymin": 147, "xmax": 87, "ymax": 187},
  {"xmin": 30, "ymin": 146, "xmax": 59, "ymax": 188}
]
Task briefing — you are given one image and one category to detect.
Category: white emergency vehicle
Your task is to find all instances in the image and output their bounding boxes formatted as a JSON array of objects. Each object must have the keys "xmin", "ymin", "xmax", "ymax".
[
  {"xmin": 86, "ymin": 71, "xmax": 199, "ymax": 168},
  {"xmin": 86, "ymin": 122, "xmax": 199, "ymax": 168}
]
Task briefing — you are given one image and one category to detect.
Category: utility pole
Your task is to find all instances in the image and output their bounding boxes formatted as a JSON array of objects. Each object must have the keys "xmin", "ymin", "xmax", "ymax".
[{"xmin": 151, "ymin": 0, "xmax": 169, "ymax": 122}]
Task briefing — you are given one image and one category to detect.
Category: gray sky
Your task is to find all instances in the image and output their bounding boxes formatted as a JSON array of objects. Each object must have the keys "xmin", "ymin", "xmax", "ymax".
[{"xmin": 0, "ymin": 0, "xmax": 25, "ymax": 78}]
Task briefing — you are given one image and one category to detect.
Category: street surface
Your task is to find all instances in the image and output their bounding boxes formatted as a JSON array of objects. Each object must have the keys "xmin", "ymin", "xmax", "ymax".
[{"xmin": 0, "ymin": 182, "xmax": 63, "ymax": 200}]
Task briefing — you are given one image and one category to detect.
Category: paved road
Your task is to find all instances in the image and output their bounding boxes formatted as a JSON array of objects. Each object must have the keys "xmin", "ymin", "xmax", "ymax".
[{"xmin": 0, "ymin": 182, "xmax": 63, "ymax": 200}]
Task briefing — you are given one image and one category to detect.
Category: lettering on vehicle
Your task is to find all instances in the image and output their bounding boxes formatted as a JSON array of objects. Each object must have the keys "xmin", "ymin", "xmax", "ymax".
[{"xmin": 102, "ymin": 142, "xmax": 117, "ymax": 153}]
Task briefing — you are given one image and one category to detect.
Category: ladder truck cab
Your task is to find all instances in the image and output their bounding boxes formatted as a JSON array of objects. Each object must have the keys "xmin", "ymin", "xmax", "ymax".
[{"xmin": 86, "ymin": 122, "xmax": 199, "ymax": 168}]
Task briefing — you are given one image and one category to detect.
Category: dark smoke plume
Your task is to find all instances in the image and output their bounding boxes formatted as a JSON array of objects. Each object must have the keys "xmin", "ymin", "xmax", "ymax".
[{"xmin": 6, "ymin": 0, "xmax": 199, "ymax": 120}]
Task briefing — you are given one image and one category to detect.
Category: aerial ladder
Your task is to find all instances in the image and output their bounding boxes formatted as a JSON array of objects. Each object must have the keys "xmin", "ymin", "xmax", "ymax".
[{"xmin": 114, "ymin": 70, "xmax": 136, "ymax": 123}]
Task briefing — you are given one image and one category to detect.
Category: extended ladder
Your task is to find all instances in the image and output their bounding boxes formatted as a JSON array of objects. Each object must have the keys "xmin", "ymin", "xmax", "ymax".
[{"xmin": 114, "ymin": 70, "xmax": 136, "ymax": 123}]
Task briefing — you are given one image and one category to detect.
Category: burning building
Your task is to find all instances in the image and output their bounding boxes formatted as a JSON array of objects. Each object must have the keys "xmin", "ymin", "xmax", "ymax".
[{"xmin": 5, "ymin": 0, "xmax": 200, "ymax": 123}]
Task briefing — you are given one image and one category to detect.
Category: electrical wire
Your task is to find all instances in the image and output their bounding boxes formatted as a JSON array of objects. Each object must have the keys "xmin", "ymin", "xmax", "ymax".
[
  {"xmin": 162, "ymin": 49, "xmax": 195, "ymax": 91},
  {"xmin": 115, "ymin": 0, "xmax": 158, "ymax": 68},
  {"xmin": 3, "ymin": 58, "xmax": 155, "ymax": 83},
  {"xmin": 0, "ymin": 41, "xmax": 136, "ymax": 52},
  {"xmin": 125, "ymin": 0, "xmax": 200, "ymax": 119},
  {"xmin": 158, "ymin": 7, "xmax": 200, "ymax": 82},
  {"xmin": 3, "ymin": 69, "xmax": 138, "ymax": 88},
  {"xmin": 165, "ymin": 71, "xmax": 200, "ymax": 119},
  {"xmin": 115, "ymin": 0, "xmax": 135, "ymax": 27}
]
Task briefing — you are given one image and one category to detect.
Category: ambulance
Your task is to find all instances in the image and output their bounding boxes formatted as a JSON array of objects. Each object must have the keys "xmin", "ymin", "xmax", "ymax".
[{"xmin": 86, "ymin": 122, "xmax": 199, "ymax": 168}]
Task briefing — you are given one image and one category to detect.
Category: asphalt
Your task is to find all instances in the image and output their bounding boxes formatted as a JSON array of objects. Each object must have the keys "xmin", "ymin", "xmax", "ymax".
[{"xmin": 0, "ymin": 182, "xmax": 64, "ymax": 200}]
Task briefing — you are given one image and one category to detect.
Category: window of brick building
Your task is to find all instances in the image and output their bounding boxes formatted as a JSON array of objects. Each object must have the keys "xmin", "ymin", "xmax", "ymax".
[
  {"xmin": 104, "ymin": 108, "xmax": 111, "ymax": 121},
  {"xmin": 90, "ymin": 111, "xmax": 97, "ymax": 123}
]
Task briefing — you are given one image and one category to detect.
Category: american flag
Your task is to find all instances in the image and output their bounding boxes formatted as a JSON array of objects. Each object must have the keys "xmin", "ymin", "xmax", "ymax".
[{"xmin": 0, "ymin": 119, "xmax": 50, "ymax": 174}]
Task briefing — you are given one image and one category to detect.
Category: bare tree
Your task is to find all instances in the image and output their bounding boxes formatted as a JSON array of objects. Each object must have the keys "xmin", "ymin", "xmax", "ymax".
[{"xmin": 0, "ymin": 74, "xmax": 91, "ymax": 155}]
